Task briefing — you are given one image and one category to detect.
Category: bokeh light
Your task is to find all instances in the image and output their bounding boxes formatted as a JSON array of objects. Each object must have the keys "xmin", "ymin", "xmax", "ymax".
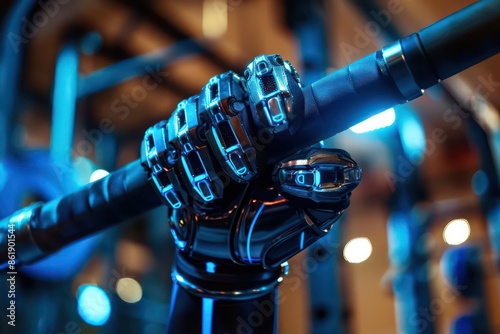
[
  {"xmin": 343, "ymin": 237, "xmax": 373, "ymax": 263},
  {"xmin": 116, "ymin": 278, "xmax": 143, "ymax": 304},
  {"xmin": 443, "ymin": 219, "xmax": 471, "ymax": 245},
  {"xmin": 77, "ymin": 284, "xmax": 111, "ymax": 326}
]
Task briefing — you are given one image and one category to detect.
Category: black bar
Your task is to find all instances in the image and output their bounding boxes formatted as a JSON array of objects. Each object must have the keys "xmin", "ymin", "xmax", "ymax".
[
  {"xmin": 33, "ymin": 159, "xmax": 160, "ymax": 251},
  {"xmin": 418, "ymin": 1, "xmax": 500, "ymax": 82},
  {"xmin": 0, "ymin": 160, "xmax": 161, "ymax": 267},
  {"xmin": 269, "ymin": 50, "xmax": 405, "ymax": 162},
  {"xmin": 269, "ymin": 0, "xmax": 500, "ymax": 163}
]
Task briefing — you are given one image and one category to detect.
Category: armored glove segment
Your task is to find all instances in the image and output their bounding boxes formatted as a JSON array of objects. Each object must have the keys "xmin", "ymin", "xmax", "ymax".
[{"xmin": 141, "ymin": 54, "xmax": 361, "ymax": 269}]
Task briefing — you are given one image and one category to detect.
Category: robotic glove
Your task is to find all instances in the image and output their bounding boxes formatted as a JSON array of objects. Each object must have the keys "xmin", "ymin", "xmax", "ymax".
[{"xmin": 140, "ymin": 54, "xmax": 361, "ymax": 287}]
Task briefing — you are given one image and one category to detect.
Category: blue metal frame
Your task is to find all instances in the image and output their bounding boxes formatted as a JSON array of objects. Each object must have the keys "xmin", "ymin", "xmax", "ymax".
[
  {"xmin": 0, "ymin": 0, "xmax": 37, "ymax": 158},
  {"xmin": 77, "ymin": 39, "xmax": 202, "ymax": 98},
  {"xmin": 51, "ymin": 42, "xmax": 79, "ymax": 166}
]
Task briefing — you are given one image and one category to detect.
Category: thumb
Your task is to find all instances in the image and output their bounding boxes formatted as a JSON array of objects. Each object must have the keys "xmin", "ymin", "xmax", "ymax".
[{"xmin": 272, "ymin": 148, "xmax": 362, "ymax": 209}]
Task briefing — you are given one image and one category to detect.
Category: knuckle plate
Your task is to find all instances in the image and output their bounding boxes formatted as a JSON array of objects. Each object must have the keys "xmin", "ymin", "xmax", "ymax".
[
  {"xmin": 142, "ymin": 121, "xmax": 187, "ymax": 209},
  {"xmin": 245, "ymin": 54, "xmax": 300, "ymax": 133},
  {"xmin": 167, "ymin": 97, "xmax": 224, "ymax": 203},
  {"xmin": 202, "ymin": 72, "xmax": 258, "ymax": 182}
]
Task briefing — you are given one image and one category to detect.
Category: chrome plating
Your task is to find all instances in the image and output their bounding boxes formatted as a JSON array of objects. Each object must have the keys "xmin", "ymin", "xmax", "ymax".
[
  {"xmin": 382, "ymin": 41, "xmax": 423, "ymax": 101},
  {"xmin": 172, "ymin": 262, "xmax": 289, "ymax": 300},
  {"xmin": 245, "ymin": 54, "xmax": 300, "ymax": 133}
]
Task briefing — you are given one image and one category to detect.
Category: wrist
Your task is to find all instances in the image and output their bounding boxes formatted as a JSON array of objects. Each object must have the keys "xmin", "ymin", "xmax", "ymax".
[{"xmin": 172, "ymin": 250, "xmax": 288, "ymax": 300}]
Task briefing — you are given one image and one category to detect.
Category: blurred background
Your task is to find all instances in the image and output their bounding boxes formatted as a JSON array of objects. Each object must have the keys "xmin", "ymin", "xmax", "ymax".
[{"xmin": 1, "ymin": 0, "xmax": 500, "ymax": 333}]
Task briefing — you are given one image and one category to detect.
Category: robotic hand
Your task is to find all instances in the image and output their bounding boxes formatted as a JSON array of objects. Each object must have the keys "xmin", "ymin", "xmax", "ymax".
[{"xmin": 141, "ymin": 54, "xmax": 361, "ymax": 300}]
